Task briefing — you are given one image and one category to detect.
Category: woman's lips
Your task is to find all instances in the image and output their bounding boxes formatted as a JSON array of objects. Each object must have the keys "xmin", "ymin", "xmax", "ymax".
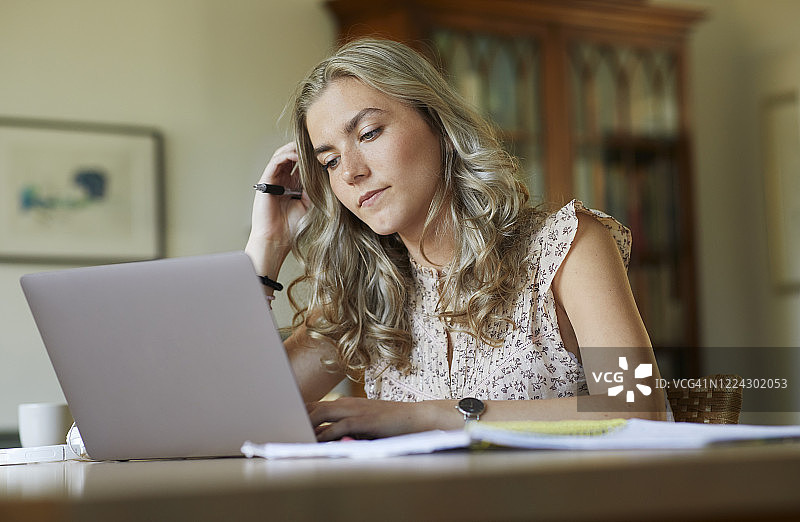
[{"xmin": 358, "ymin": 188, "xmax": 387, "ymax": 207}]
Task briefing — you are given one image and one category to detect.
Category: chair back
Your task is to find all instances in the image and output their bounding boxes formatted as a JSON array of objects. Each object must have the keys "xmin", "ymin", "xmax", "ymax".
[{"xmin": 666, "ymin": 374, "xmax": 743, "ymax": 424}]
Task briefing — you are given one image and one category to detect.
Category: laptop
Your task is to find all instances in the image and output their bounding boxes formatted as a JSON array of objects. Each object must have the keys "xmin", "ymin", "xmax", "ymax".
[{"xmin": 20, "ymin": 251, "xmax": 316, "ymax": 460}]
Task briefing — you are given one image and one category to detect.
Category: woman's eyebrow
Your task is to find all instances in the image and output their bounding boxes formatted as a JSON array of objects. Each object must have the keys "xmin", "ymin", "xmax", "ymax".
[{"xmin": 313, "ymin": 107, "xmax": 385, "ymax": 156}]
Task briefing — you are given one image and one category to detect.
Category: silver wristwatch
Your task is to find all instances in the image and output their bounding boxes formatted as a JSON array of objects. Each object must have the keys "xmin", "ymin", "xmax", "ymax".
[{"xmin": 456, "ymin": 397, "xmax": 485, "ymax": 423}]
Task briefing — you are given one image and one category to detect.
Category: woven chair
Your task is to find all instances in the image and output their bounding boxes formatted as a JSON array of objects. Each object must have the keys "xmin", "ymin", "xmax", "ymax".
[{"xmin": 666, "ymin": 374, "xmax": 743, "ymax": 424}]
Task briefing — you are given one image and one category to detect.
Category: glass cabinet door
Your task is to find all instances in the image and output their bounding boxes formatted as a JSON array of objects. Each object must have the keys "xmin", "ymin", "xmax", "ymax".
[
  {"xmin": 433, "ymin": 29, "xmax": 546, "ymax": 204},
  {"xmin": 569, "ymin": 42, "xmax": 680, "ymax": 207},
  {"xmin": 569, "ymin": 40, "xmax": 689, "ymax": 371}
]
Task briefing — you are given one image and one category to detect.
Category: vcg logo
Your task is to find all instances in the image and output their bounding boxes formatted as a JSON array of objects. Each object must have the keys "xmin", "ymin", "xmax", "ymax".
[{"xmin": 591, "ymin": 357, "xmax": 653, "ymax": 403}]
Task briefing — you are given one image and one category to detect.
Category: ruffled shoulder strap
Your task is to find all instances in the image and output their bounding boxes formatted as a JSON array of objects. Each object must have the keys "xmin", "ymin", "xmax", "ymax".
[{"xmin": 529, "ymin": 200, "xmax": 631, "ymax": 295}]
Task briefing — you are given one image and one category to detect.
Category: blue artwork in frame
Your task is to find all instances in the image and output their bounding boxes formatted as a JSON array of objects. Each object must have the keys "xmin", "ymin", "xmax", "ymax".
[{"xmin": 0, "ymin": 118, "xmax": 164, "ymax": 263}]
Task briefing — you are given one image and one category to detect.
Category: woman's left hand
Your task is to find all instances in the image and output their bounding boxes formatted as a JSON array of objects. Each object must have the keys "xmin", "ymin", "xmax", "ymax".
[{"xmin": 307, "ymin": 397, "xmax": 449, "ymax": 441}]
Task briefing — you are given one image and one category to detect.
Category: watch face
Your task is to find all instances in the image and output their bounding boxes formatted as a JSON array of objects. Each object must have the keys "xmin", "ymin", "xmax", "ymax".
[{"xmin": 459, "ymin": 397, "xmax": 484, "ymax": 415}]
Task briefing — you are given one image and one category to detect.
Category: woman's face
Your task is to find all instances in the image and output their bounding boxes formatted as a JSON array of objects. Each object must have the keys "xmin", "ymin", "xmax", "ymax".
[{"xmin": 305, "ymin": 77, "xmax": 442, "ymax": 245}]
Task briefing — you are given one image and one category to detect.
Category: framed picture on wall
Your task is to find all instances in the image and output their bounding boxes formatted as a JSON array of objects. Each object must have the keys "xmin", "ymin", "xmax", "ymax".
[{"xmin": 0, "ymin": 118, "xmax": 164, "ymax": 263}]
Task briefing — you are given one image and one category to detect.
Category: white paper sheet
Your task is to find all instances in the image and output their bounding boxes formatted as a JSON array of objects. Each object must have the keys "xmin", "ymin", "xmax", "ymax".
[{"xmin": 242, "ymin": 429, "xmax": 471, "ymax": 459}]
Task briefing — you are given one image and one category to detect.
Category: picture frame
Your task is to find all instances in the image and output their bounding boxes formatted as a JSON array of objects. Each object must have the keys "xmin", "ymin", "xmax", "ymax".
[
  {"xmin": 761, "ymin": 91, "xmax": 800, "ymax": 290},
  {"xmin": 0, "ymin": 117, "xmax": 165, "ymax": 263}
]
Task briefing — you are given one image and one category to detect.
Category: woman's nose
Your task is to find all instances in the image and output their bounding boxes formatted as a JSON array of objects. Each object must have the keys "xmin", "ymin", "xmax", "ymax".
[{"xmin": 340, "ymin": 150, "xmax": 369, "ymax": 184}]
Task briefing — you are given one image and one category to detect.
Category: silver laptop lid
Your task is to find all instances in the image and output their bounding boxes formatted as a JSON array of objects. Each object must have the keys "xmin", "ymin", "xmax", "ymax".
[{"xmin": 20, "ymin": 251, "xmax": 315, "ymax": 460}]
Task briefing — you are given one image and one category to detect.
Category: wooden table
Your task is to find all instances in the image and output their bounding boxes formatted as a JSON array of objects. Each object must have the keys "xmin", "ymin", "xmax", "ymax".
[{"xmin": 2, "ymin": 443, "xmax": 800, "ymax": 521}]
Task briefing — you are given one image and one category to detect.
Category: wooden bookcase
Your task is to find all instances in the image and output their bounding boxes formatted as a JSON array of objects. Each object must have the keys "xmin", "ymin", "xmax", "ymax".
[{"xmin": 326, "ymin": 0, "xmax": 704, "ymax": 378}]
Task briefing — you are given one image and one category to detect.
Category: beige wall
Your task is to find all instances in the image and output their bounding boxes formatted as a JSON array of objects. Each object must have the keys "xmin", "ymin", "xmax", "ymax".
[
  {"xmin": 0, "ymin": 0, "xmax": 335, "ymax": 431},
  {"xmin": 660, "ymin": 0, "xmax": 800, "ymax": 349},
  {"xmin": 2, "ymin": 0, "xmax": 800, "ymax": 432},
  {"xmin": 658, "ymin": 0, "xmax": 800, "ymax": 422}
]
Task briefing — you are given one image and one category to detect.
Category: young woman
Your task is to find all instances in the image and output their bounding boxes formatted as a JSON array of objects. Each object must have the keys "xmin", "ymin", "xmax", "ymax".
[{"xmin": 246, "ymin": 38, "xmax": 668, "ymax": 441}]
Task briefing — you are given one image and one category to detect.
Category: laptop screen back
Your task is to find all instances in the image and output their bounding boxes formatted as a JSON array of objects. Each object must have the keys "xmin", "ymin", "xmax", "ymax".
[{"xmin": 21, "ymin": 251, "xmax": 315, "ymax": 460}]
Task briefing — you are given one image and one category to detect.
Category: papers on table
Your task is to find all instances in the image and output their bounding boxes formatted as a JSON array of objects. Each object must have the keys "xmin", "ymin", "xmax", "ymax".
[
  {"xmin": 470, "ymin": 418, "xmax": 800, "ymax": 450},
  {"xmin": 242, "ymin": 430, "xmax": 471, "ymax": 460},
  {"xmin": 241, "ymin": 419, "xmax": 800, "ymax": 460}
]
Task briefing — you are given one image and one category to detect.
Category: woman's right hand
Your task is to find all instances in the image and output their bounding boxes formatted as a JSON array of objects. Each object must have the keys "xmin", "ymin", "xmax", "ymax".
[{"xmin": 245, "ymin": 141, "xmax": 311, "ymax": 278}]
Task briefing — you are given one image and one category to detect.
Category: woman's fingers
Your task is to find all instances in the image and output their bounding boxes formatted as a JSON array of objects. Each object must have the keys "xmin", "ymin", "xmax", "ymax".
[
  {"xmin": 306, "ymin": 398, "xmax": 420, "ymax": 441},
  {"xmin": 251, "ymin": 143, "xmax": 306, "ymax": 224},
  {"xmin": 259, "ymin": 142, "xmax": 300, "ymax": 187},
  {"xmin": 308, "ymin": 398, "xmax": 373, "ymax": 441},
  {"xmin": 245, "ymin": 141, "xmax": 308, "ymax": 274},
  {"xmin": 307, "ymin": 397, "xmax": 358, "ymax": 426}
]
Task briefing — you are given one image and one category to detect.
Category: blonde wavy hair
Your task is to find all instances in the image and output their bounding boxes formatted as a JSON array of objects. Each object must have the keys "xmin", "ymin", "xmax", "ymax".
[{"xmin": 288, "ymin": 38, "xmax": 545, "ymax": 379}]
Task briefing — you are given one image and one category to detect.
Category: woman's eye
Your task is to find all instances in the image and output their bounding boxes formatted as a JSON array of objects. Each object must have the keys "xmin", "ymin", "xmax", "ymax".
[
  {"xmin": 323, "ymin": 157, "xmax": 339, "ymax": 171},
  {"xmin": 360, "ymin": 127, "xmax": 381, "ymax": 141}
]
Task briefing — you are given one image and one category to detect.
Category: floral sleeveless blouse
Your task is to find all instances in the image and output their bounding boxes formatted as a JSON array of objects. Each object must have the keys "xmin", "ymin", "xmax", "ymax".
[{"xmin": 363, "ymin": 200, "xmax": 632, "ymax": 402}]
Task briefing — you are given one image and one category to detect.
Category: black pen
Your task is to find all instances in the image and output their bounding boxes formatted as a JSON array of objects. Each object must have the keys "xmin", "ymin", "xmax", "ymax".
[{"xmin": 253, "ymin": 183, "xmax": 303, "ymax": 198}]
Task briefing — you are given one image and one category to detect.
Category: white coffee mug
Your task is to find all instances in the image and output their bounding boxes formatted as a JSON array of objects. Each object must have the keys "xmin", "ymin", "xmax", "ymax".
[{"xmin": 18, "ymin": 402, "xmax": 74, "ymax": 448}]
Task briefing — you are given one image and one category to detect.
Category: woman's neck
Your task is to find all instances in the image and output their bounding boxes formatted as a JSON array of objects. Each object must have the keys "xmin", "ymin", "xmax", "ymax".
[{"xmin": 401, "ymin": 220, "xmax": 455, "ymax": 270}]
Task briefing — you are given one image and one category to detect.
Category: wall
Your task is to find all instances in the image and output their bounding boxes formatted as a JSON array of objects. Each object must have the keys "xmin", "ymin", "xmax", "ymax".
[
  {"xmin": 0, "ymin": 0, "xmax": 335, "ymax": 431},
  {"xmin": 658, "ymin": 0, "xmax": 800, "ymax": 422},
  {"xmin": 740, "ymin": 0, "xmax": 800, "ymax": 422}
]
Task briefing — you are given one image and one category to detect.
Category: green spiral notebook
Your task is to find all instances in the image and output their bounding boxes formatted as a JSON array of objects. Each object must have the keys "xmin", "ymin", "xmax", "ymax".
[{"xmin": 474, "ymin": 419, "xmax": 628, "ymax": 437}]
